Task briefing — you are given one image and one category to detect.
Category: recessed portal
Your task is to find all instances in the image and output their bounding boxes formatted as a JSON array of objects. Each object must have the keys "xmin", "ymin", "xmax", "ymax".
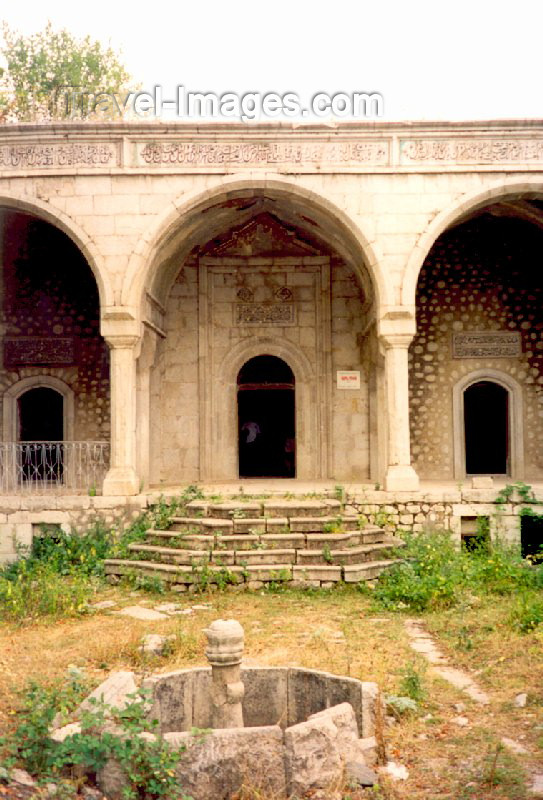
[
  {"xmin": 17, "ymin": 387, "xmax": 64, "ymax": 482},
  {"xmin": 464, "ymin": 381, "xmax": 508, "ymax": 475},
  {"xmin": 238, "ymin": 356, "xmax": 295, "ymax": 478}
]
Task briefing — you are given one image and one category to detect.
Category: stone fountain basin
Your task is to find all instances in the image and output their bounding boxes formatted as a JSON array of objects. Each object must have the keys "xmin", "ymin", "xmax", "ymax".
[
  {"xmin": 56, "ymin": 666, "xmax": 383, "ymax": 800},
  {"xmin": 137, "ymin": 666, "xmax": 382, "ymax": 800},
  {"xmin": 143, "ymin": 665, "xmax": 379, "ymax": 737}
]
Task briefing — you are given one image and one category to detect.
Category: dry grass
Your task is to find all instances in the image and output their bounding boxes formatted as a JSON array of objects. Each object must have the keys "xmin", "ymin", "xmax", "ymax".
[{"xmin": 0, "ymin": 584, "xmax": 542, "ymax": 799}]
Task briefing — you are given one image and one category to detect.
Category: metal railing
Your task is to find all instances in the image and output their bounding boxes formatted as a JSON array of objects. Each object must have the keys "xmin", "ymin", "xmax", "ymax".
[{"xmin": 0, "ymin": 441, "xmax": 110, "ymax": 494}]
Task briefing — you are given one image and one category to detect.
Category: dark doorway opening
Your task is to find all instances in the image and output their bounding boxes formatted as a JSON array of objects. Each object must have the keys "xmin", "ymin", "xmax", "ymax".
[
  {"xmin": 17, "ymin": 388, "xmax": 64, "ymax": 483},
  {"xmin": 464, "ymin": 381, "xmax": 508, "ymax": 475},
  {"xmin": 521, "ymin": 515, "xmax": 543, "ymax": 563},
  {"xmin": 238, "ymin": 356, "xmax": 295, "ymax": 478}
]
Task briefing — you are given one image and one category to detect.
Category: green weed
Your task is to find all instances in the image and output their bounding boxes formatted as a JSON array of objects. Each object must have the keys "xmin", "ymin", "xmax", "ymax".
[{"xmin": 372, "ymin": 528, "xmax": 543, "ymax": 612}]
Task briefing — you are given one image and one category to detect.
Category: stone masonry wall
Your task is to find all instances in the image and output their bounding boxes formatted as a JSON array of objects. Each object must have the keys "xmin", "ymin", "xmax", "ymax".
[
  {"xmin": 409, "ymin": 216, "xmax": 543, "ymax": 480},
  {"xmin": 151, "ymin": 255, "xmax": 370, "ymax": 484},
  {"xmin": 0, "ymin": 485, "xmax": 530, "ymax": 564}
]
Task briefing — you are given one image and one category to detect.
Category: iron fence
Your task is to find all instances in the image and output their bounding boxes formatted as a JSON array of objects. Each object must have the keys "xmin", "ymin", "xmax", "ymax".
[{"xmin": 0, "ymin": 441, "xmax": 110, "ymax": 494}]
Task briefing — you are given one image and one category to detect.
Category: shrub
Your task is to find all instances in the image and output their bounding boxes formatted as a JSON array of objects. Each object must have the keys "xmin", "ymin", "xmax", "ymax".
[
  {"xmin": 371, "ymin": 528, "xmax": 543, "ymax": 612},
  {"xmin": 509, "ymin": 591, "xmax": 543, "ymax": 633},
  {"xmin": 1, "ymin": 678, "xmax": 191, "ymax": 800}
]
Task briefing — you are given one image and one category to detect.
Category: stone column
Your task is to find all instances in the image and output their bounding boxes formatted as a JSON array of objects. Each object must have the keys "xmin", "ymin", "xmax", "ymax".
[
  {"xmin": 102, "ymin": 335, "xmax": 140, "ymax": 496},
  {"xmin": 380, "ymin": 332, "xmax": 419, "ymax": 491},
  {"xmin": 204, "ymin": 619, "xmax": 245, "ymax": 729}
]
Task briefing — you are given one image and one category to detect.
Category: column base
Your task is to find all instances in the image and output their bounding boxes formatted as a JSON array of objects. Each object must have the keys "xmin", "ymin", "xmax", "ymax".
[
  {"xmin": 384, "ymin": 465, "xmax": 420, "ymax": 492},
  {"xmin": 102, "ymin": 467, "xmax": 140, "ymax": 496}
]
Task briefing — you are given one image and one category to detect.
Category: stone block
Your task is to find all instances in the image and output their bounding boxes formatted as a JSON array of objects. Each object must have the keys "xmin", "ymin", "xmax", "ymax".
[
  {"xmin": 0, "ymin": 523, "xmax": 32, "ymax": 553},
  {"xmin": 216, "ymin": 534, "xmax": 259, "ymax": 550},
  {"xmin": 241, "ymin": 666, "xmax": 288, "ymax": 728},
  {"xmin": 237, "ymin": 549, "xmax": 296, "ymax": 566},
  {"xmin": 167, "ymin": 726, "xmax": 287, "ymax": 800},
  {"xmin": 324, "ymin": 676, "xmax": 364, "ymax": 735},
  {"xmin": 359, "ymin": 736, "xmax": 378, "ymax": 766},
  {"xmin": 232, "ymin": 518, "xmax": 266, "ymax": 534},
  {"xmin": 309, "ymin": 703, "xmax": 361, "ymax": 758},
  {"xmin": 288, "ymin": 668, "xmax": 330, "ymax": 726},
  {"xmin": 80, "ymin": 671, "xmax": 137, "ymax": 715},
  {"xmin": 361, "ymin": 682, "xmax": 383, "ymax": 739},
  {"xmin": 243, "ymin": 565, "xmax": 292, "ymax": 581},
  {"xmin": 284, "ymin": 712, "xmax": 343, "ymax": 800},
  {"xmin": 265, "ymin": 517, "xmax": 289, "ymax": 532},
  {"xmin": 292, "ymin": 565, "xmax": 342, "ymax": 582},
  {"xmin": 143, "ymin": 669, "xmax": 195, "ymax": 733},
  {"xmin": 259, "ymin": 533, "xmax": 305, "ymax": 549},
  {"xmin": 191, "ymin": 668, "xmax": 213, "ymax": 729}
]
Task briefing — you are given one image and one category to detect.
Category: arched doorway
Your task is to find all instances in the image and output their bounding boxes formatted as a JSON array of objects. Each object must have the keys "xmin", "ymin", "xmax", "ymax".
[
  {"xmin": 18, "ymin": 387, "xmax": 64, "ymax": 483},
  {"xmin": 237, "ymin": 355, "xmax": 295, "ymax": 478},
  {"xmin": 464, "ymin": 381, "xmax": 508, "ymax": 475}
]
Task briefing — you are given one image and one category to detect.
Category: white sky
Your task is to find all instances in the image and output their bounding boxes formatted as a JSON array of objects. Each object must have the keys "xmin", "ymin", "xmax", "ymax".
[{"xmin": 1, "ymin": 0, "xmax": 542, "ymax": 122}]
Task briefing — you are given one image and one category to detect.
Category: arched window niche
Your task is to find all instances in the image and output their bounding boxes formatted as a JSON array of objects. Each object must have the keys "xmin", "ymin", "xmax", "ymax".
[
  {"xmin": 2, "ymin": 377, "xmax": 76, "ymax": 487},
  {"xmin": 452, "ymin": 370, "xmax": 524, "ymax": 480},
  {"xmin": 3, "ymin": 376, "xmax": 75, "ymax": 443}
]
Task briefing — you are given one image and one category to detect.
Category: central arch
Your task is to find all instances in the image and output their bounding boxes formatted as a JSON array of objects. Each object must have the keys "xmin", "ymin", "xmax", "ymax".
[
  {"xmin": 122, "ymin": 175, "xmax": 386, "ymax": 316},
  {"xmin": 237, "ymin": 355, "xmax": 295, "ymax": 478}
]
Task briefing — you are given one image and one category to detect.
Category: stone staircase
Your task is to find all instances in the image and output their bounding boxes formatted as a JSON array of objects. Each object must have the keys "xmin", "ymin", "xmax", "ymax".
[{"xmin": 104, "ymin": 497, "xmax": 405, "ymax": 590}]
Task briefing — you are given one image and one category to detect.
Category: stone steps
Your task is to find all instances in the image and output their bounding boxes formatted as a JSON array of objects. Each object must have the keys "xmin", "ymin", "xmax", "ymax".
[
  {"xmin": 126, "ymin": 535, "xmax": 403, "ymax": 568},
  {"xmin": 143, "ymin": 527, "xmax": 390, "ymax": 550},
  {"xmin": 104, "ymin": 496, "xmax": 405, "ymax": 589},
  {"xmin": 104, "ymin": 557, "xmax": 400, "ymax": 588},
  {"xmin": 184, "ymin": 498, "xmax": 342, "ymax": 519}
]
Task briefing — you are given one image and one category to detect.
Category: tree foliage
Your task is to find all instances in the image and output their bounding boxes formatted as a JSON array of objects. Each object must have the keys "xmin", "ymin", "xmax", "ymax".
[{"xmin": 0, "ymin": 21, "xmax": 135, "ymax": 122}]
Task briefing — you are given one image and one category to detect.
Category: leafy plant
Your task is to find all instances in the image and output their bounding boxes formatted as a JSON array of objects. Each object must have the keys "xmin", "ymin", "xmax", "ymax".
[
  {"xmin": 385, "ymin": 694, "xmax": 418, "ymax": 719},
  {"xmin": 372, "ymin": 528, "xmax": 543, "ymax": 612},
  {"xmin": 0, "ymin": 668, "xmax": 88, "ymax": 774},
  {"xmin": 509, "ymin": 591, "xmax": 543, "ymax": 633},
  {"xmin": 398, "ymin": 661, "xmax": 426, "ymax": 703},
  {"xmin": 1, "ymin": 680, "xmax": 192, "ymax": 800},
  {"xmin": 322, "ymin": 544, "xmax": 333, "ymax": 564}
]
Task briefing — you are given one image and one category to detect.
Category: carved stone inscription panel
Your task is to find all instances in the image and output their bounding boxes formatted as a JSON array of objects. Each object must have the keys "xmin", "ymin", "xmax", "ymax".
[
  {"xmin": 452, "ymin": 332, "xmax": 521, "ymax": 359},
  {"xmin": 4, "ymin": 337, "xmax": 75, "ymax": 366}
]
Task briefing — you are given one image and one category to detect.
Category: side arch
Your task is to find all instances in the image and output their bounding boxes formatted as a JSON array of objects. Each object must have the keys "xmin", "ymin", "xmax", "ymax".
[
  {"xmin": 452, "ymin": 369, "xmax": 524, "ymax": 480},
  {"xmin": 121, "ymin": 173, "xmax": 388, "ymax": 317},
  {"xmin": 402, "ymin": 178, "xmax": 543, "ymax": 307},
  {"xmin": 0, "ymin": 191, "xmax": 114, "ymax": 310}
]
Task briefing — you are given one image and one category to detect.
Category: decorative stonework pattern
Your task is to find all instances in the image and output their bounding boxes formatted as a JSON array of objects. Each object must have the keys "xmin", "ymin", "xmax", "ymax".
[
  {"xmin": 409, "ymin": 217, "xmax": 543, "ymax": 479},
  {"xmin": 235, "ymin": 304, "xmax": 295, "ymax": 325},
  {"xmin": 4, "ymin": 337, "xmax": 75, "ymax": 366},
  {"xmin": 236, "ymin": 288, "xmax": 254, "ymax": 302},
  {"xmin": 401, "ymin": 138, "xmax": 543, "ymax": 164},
  {"xmin": 275, "ymin": 287, "xmax": 293, "ymax": 302},
  {"xmin": 0, "ymin": 143, "xmax": 118, "ymax": 169},
  {"xmin": 452, "ymin": 332, "xmax": 521, "ymax": 358}
]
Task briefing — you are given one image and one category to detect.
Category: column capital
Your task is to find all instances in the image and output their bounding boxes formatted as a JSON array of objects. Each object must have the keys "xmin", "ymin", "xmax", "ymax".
[
  {"xmin": 104, "ymin": 334, "xmax": 140, "ymax": 350},
  {"xmin": 379, "ymin": 332, "xmax": 415, "ymax": 350}
]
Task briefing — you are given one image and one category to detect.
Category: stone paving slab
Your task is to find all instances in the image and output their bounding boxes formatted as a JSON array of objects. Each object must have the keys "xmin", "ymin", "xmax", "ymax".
[{"xmin": 404, "ymin": 619, "xmax": 490, "ymax": 704}]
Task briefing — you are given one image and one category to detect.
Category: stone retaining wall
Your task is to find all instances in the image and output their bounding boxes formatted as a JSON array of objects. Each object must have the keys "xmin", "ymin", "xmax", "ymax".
[{"xmin": 0, "ymin": 484, "xmax": 537, "ymax": 563}]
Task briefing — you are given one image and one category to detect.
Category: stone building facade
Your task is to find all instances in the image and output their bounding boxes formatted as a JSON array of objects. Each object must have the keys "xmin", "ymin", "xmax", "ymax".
[{"xmin": 1, "ymin": 120, "xmax": 543, "ymax": 556}]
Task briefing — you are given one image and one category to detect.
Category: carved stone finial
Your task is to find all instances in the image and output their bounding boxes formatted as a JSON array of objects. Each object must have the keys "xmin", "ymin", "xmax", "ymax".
[{"xmin": 204, "ymin": 619, "xmax": 245, "ymax": 667}]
